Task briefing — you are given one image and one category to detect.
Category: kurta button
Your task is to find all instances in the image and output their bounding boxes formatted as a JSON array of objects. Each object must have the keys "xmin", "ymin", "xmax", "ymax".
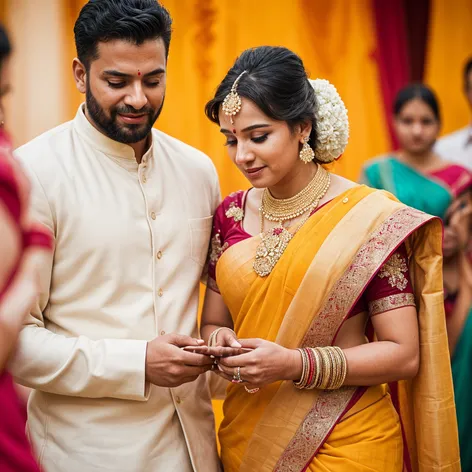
[
  {"xmin": 160, "ymin": 330, "xmax": 165, "ymax": 335},
  {"xmin": 142, "ymin": 176, "xmax": 147, "ymax": 184},
  {"xmin": 158, "ymin": 289, "xmax": 163, "ymax": 297},
  {"xmin": 157, "ymin": 251, "xmax": 163, "ymax": 260},
  {"xmin": 342, "ymin": 197, "xmax": 349, "ymax": 204},
  {"xmin": 151, "ymin": 211, "xmax": 156, "ymax": 220},
  {"xmin": 175, "ymin": 396, "xmax": 181, "ymax": 404}
]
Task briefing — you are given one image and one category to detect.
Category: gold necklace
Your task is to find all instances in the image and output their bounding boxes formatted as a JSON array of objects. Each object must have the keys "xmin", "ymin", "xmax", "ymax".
[{"xmin": 253, "ymin": 166, "xmax": 330, "ymax": 277}]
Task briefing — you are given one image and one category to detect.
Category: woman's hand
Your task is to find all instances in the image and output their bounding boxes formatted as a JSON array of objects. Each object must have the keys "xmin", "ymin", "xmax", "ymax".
[
  {"xmin": 204, "ymin": 327, "xmax": 244, "ymax": 359},
  {"xmin": 216, "ymin": 338, "xmax": 302, "ymax": 387},
  {"xmin": 214, "ymin": 327, "xmax": 241, "ymax": 348}
]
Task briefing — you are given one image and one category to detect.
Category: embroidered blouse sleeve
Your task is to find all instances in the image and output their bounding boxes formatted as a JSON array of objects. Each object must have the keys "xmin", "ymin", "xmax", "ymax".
[
  {"xmin": 203, "ymin": 191, "xmax": 246, "ymax": 293},
  {"xmin": 364, "ymin": 243, "xmax": 416, "ymax": 316},
  {"xmin": 203, "ymin": 203, "xmax": 228, "ymax": 294}
]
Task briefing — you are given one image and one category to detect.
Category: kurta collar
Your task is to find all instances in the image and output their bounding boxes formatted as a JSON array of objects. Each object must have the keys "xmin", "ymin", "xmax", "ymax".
[{"xmin": 73, "ymin": 104, "xmax": 154, "ymax": 162}]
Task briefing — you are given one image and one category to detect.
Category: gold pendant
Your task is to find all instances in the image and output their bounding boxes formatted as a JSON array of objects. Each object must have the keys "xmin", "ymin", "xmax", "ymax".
[{"xmin": 253, "ymin": 225, "xmax": 292, "ymax": 277}]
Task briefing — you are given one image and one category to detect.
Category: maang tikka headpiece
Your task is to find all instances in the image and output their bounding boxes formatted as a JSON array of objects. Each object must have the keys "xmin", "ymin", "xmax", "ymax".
[{"xmin": 222, "ymin": 70, "xmax": 248, "ymax": 124}]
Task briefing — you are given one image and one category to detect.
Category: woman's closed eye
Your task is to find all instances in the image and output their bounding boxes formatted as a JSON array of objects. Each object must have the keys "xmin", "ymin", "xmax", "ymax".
[
  {"xmin": 224, "ymin": 138, "xmax": 237, "ymax": 147},
  {"xmin": 224, "ymin": 133, "xmax": 269, "ymax": 147},
  {"xmin": 251, "ymin": 133, "xmax": 269, "ymax": 144}
]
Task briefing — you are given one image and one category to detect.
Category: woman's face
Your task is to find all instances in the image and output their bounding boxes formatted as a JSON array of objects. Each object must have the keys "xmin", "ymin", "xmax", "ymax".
[
  {"xmin": 394, "ymin": 98, "xmax": 440, "ymax": 155},
  {"xmin": 218, "ymin": 97, "xmax": 311, "ymax": 188},
  {"xmin": 0, "ymin": 56, "xmax": 11, "ymax": 126}
]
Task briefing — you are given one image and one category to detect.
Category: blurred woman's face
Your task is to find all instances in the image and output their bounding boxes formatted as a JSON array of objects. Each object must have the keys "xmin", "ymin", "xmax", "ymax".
[
  {"xmin": 0, "ymin": 56, "xmax": 11, "ymax": 127},
  {"xmin": 394, "ymin": 98, "xmax": 440, "ymax": 155}
]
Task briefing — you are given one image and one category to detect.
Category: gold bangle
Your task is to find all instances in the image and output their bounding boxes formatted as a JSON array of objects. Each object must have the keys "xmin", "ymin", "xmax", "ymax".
[
  {"xmin": 313, "ymin": 348, "xmax": 323, "ymax": 389},
  {"xmin": 325, "ymin": 347, "xmax": 336, "ymax": 389},
  {"xmin": 208, "ymin": 327, "xmax": 236, "ymax": 347},
  {"xmin": 319, "ymin": 346, "xmax": 347, "ymax": 390},
  {"xmin": 300, "ymin": 348, "xmax": 310, "ymax": 388},
  {"xmin": 333, "ymin": 346, "xmax": 348, "ymax": 389},
  {"xmin": 294, "ymin": 348, "xmax": 309, "ymax": 389},
  {"xmin": 319, "ymin": 347, "xmax": 332, "ymax": 390},
  {"xmin": 329, "ymin": 347, "xmax": 341, "ymax": 389},
  {"xmin": 335, "ymin": 347, "xmax": 346, "ymax": 388}
]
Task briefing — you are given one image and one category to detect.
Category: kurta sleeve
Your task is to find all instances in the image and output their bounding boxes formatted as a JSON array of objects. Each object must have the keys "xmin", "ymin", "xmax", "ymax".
[{"xmin": 10, "ymin": 165, "xmax": 149, "ymax": 401}]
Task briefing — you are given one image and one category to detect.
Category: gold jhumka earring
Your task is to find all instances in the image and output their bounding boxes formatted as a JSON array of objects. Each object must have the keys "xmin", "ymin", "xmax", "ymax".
[
  {"xmin": 222, "ymin": 70, "xmax": 248, "ymax": 124},
  {"xmin": 299, "ymin": 136, "xmax": 315, "ymax": 164}
]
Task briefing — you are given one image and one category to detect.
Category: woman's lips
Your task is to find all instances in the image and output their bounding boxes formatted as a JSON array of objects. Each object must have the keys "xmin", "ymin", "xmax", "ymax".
[{"xmin": 245, "ymin": 166, "xmax": 266, "ymax": 176}]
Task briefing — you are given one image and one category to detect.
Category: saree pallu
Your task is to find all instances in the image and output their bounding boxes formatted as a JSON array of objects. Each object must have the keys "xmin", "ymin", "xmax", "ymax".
[
  {"xmin": 216, "ymin": 185, "xmax": 460, "ymax": 471},
  {"xmin": 361, "ymin": 156, "xmax": 472, "ymax": 220}
]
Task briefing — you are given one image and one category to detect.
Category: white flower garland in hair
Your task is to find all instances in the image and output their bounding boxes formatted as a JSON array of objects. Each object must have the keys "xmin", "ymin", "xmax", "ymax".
[{"xmin": 309, "ymin": 79, "xmax": 349, "ymax": 163}]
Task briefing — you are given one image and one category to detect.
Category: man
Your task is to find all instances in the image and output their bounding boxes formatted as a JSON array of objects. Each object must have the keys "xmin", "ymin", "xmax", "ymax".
[
  {"xmin": 436, "ymin": 58, "xmax": 472, "ymax": 169},
  {"xmin": 11, "ymin": 2, "xmax": 221, "ymax": 471}
]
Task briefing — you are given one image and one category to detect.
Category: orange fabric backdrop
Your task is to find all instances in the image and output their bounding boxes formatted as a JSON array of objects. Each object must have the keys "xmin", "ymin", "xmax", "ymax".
[
  {"xmin": 425, "ymin": 0, "xmax": 472, "ymax": 135},
  {"xmin": 66, "ymin": 0, "xmax": 390, "ymax": 190}
]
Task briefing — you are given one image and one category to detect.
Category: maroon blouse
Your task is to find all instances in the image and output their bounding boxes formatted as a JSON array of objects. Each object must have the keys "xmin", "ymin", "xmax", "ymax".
[
  {"xmin": 0, "ymin": 129, "xmax": 53, "ymax": 472},
  {"xmin": 206, "ymin": 190, "xmax": 415, "ymax": 318}
]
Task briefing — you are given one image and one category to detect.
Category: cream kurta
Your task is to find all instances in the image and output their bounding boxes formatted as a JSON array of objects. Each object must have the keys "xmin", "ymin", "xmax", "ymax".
[{"xmin": 11, "ymin": 106, "xmax": 221, "ymax": 472}]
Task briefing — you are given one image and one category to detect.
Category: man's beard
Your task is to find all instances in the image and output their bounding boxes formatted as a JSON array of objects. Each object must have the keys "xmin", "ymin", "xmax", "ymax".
[{"xmin": 85, "ymin": 79, "xmax": 163, "ymax": 144}]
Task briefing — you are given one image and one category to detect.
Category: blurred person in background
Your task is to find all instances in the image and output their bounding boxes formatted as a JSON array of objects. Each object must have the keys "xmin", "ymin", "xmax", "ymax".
[
  {"xmin": 8, "ymin": 1, "xmax": 222, "ymax": 471},
  {"xmin": 0, "ymin": 24, "xmax": 53, "ymax": 472},
  {"xmin": 362, "ymin": 84, "xmax": 472, "ymax": 471},
  {"xmin": 443, "ymin": 191, "xmax": 472, "ymax": 472},
  {"xmin": 436, "ymin": 58, "xmax": 472, "ymax": 169},
  {"xmin": 362, "ymin": 84, "xmax": 472, "ymax": 221}
]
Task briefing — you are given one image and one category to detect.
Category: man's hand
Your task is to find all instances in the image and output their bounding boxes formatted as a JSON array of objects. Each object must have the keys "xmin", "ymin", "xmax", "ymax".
[{"xmin": 145, "ymin": 334, "xmax": 214, "ymax": 387}]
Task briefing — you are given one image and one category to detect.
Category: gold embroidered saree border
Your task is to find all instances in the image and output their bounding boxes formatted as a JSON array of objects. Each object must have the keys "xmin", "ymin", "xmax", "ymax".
[
  {"xmin": 237, "ymin": 190, "xmax": 435, "ymax": 472},
  {"xmin": 369, "ymin": 293, "xmax": 416, "ymax": 316},
  {"xmin": 273, "ymin": 206, "xmax": 432, "ymax": 472}
]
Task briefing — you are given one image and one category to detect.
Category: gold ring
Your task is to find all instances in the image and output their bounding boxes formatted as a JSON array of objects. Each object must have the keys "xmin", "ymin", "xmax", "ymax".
[{"xmin": 232, "ymin": 366, "xmax": 243, "ymax": 383}]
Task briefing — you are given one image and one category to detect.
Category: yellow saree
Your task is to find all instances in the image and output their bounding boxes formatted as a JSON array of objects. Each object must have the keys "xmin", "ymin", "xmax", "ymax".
[{"xmin": 216, "ymin": 185, "xmax": 459, "ymax": 472}]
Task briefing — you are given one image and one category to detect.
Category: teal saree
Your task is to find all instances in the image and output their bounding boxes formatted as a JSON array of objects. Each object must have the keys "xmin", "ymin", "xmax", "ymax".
[
  {"xmin": 361, "ymin": 156, "xmax": 453, "ymax": 219},
  {"xmin": 452, "ymin": 309, "xmax": 472, "ymax": 471}
]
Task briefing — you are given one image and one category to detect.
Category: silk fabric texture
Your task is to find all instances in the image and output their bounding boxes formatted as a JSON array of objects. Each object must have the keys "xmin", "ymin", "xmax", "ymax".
[
  {"xmin": 215, "ymin": 185, "xmax": 459, "ymax": 471},
  {"xmin": 361, "ymin": 156, "xmax": 472, "ymax": 219}
]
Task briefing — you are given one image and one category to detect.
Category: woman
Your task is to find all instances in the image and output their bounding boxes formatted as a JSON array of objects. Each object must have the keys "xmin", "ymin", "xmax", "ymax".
[
  {"xmin": 444, "ymin": 193, "xmax": 472, "ymax": 472},
  {"xmin": 363, "ymin": 84, "xmax": 472, "ymax": 471},
  {"xmin": 200, "ymin": 47, "xmax": 459, "ymax": 471},
  {"xmin": 361, "ymin": 84, "xmax": 472, "ymax": 221},
  {"xmin": 0, "ymin": 25, "xmax": 53, "ymax": 471}
]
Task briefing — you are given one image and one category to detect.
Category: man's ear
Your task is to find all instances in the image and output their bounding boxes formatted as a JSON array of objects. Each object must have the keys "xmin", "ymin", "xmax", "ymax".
[{"xmin": 72, "ymin": 58, "xmax": 87, "ymax": 94}]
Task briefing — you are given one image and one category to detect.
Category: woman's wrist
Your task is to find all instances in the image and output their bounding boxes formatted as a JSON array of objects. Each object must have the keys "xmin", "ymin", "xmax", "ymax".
[{"xmin": 285, "ymin": 348, "xmax": 303, "ymax": 381}]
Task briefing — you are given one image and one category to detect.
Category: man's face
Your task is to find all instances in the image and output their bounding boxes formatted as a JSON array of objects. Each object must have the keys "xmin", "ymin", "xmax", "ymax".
[
  {"xmin": 84, "ymin": 38, "xmax": 166, "ymax": 144},
  {"xmin": 466, "ymin": 70, "xmax": 472, "ymax": 110}
]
